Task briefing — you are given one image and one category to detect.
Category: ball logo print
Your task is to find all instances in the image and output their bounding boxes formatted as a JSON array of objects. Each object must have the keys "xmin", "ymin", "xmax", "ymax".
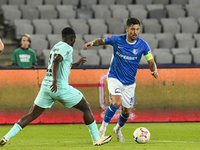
[
  {"xmin": 140, "ymin": 129, "xmax": 148, "ymax": 138},
  {"xmin": 133, "ymin": 127, "xmax": 150, "ymax": 144}
]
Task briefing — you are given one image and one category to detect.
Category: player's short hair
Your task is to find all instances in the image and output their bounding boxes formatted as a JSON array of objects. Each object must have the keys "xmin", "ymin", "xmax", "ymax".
[
  {"xmin": 20, "ymin": 34, "xmax": 31, "ymax": 43},
  {"xmin": 126, "ymin": 17, "xmax": 140, "ymax": 27},
  {"xmin": 62, "ymin": 27, "xmax": 76, "ymax": 38}
]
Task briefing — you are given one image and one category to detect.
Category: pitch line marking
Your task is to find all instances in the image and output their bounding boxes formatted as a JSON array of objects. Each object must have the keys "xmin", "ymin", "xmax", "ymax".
[{"xmin": 150, "ymin": 140, "xmax": 200, "ymax": 144}]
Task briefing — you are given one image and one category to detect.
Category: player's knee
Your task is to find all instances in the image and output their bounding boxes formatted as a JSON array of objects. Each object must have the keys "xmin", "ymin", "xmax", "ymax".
[
  {"xmin": 81, "ymin": 97, "xmax": 91, "ymax": 110},
  {"xmin": 85, "ymin": 100, "xmax": 91, "ymax": 109},
  {"xmin": 112, "ymin": 97, "xmax": 122, "ymax": 107}
]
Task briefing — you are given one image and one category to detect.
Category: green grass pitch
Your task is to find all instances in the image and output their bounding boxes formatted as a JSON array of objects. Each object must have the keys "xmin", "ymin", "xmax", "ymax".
[{"xmin": 0, "ymin": 122, "xmax": 199, "ymax": 150}]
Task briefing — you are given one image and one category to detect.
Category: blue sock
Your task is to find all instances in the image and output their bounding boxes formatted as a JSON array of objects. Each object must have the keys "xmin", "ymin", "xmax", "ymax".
[
  {"xmin": 6, "ymin": 123, "xmax": 22, "ymax": 140},
  {"xmin": 86, "ymin": 121, "xmax": 99, "ymax": 141},
  {"xmin": 118, "ymin": 113, "xmax": 130, "ymax": 127},
  {"xmin": 104, "ymin": 104, "xmax": 119, "ymax": 123}
]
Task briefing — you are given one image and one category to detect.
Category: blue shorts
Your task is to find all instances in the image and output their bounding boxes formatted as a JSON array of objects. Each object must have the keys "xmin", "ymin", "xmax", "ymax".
[{"xmin": 34, "ymin": 84, "xmax": 83, "ymax": 108}]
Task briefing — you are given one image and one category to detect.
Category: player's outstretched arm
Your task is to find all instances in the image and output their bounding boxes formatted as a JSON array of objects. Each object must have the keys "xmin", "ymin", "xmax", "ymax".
[
  {"xmin": 71, "ymin": 57, "xmax": 87, "ymax": 68},
  {"xmin": 83, "ymin": 38, "xmax": 105, "ymax": 50},
  {"xmin": 148, "ymin": 59, "xmax": 158, "ymax": 79},
  {"xmin": 0, "ymin": 38, "xmax": 4, "ymax": 53}
]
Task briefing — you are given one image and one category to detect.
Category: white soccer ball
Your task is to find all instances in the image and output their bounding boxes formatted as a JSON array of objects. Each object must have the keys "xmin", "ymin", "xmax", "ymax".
[{"xmin": 133, "ymin": 127, "xmax": 150, "ymax": 144}]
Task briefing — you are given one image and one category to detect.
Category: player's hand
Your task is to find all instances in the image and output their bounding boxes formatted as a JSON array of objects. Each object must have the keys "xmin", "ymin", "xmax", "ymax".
[
  {"xmin": 151, "ymin": 71, "xmax": 159, "ymax": 79},
  {"xmin": 77, "ymin": 57, "xmax": 87, "ymax": 66},
  {"xmin": 83, "ymin": 42, "xmax": 93, "ymax": 50},
  {"xmin": 50, "ymin": 80, "xmax": 57, "ymax": 93}
]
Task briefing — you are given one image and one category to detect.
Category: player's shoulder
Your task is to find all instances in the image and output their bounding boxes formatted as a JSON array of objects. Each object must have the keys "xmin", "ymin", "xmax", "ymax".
[
  {"xmin": 118, "ymin": 34, "xmax": 127, "ymax": 40},
  {"xmin": 137, "ymin": 37, "xmax": 145, "ymax": 43},
  {"xmin": 106, "ymin": 34, "xmax": 126, "ymax": 41},
  {"xmin": 55, "ymin": 41, "xmax": 73, "ymax": 52},
  {"xmin": 137, "ymin": 37, "xmax": 148, "ymax": 46}
]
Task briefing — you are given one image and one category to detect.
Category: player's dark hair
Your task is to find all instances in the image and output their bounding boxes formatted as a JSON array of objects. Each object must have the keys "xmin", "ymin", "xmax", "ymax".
[
  {"xmin": 126, "ymin": 17, "xmax": 140, "ymax": 27},
  {"xmin": 62, "ymin": 27, "xmax": 76, "ymax": 38}
]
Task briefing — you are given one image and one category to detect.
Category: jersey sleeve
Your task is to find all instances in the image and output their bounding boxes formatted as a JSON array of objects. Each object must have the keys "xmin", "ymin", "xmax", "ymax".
[
  {"xmin": 143, "ymin": 41, "xmax": 153, "ymax": 61},
  {"xmin": 58, "ymin": 44, "xmax": 72, "ymax": 60},
  {"xmin": 143, "ymin": 41, "xmax": 151, "ymax": 56},
  {"xmin": 104, "ymin": 35, "xmax": 117, "ymax": 45}
]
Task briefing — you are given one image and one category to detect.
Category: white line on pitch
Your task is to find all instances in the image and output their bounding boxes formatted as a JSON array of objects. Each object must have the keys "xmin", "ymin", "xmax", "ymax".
[{"xmin": 150, "ymin": 140, "xmax": 200, "ymax": 144}]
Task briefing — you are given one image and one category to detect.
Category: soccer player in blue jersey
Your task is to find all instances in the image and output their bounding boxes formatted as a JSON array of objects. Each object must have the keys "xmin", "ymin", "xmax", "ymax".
[
  {"xmin": 0, "ymin": 27, "xmax": 112, "ymax": 147},
  {"xmin": 83, "ymin": 17, "xmax": 159, "ymax": 142}
]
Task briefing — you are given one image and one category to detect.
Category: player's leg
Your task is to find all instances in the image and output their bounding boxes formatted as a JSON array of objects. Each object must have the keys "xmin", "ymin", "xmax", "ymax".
[
  {"xmin": 73, "ymin": 97, "xmax": 112, "ymax": 146},
  {"xmin": 17, "ymin": 104, "xmax": 45, "ymax": 128},
  {"xmin": 113, "ymin": 106, "xmax": 131, "ymax": 142},
  {"xmin": 0, "ymin": 85, "xmax": 53, "ymax": 147},
  {"xmin": 73, "ymin": 96, "xmax": 95, "ymax": 125},
  {"xmin": 99, "ymin": 78, "xmax": 122, "ymax": 137},
  {"xmin": 0, "ymin": 104, "xmax": 45, "ymax": 147},
  {"xmin": 116, "ymin": 106, "xmax": 131, "ymax": 129},
  {"xmin": 113, "ymin": 82, "xmax": 136, "ymax": 142},
  {"xmin": 59, "ymin": 86, "xmax": 112, "ymax": 146}
]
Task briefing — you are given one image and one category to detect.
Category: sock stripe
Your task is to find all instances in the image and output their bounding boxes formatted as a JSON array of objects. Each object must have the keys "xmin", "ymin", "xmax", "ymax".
[
  {"xmin": 108, "ymin": 106, "xmax": 114, "ymax": 112},
  {"xmin": 118, "ymin": 113, "xmax": 130, "ymax": 127},
  {"xmin": 104, "ymin": 104, "xmax": 119, "ymax": 123},
  {"xmin": 121, "ymin": 113, "xmax": 129, "ymax": 119}
]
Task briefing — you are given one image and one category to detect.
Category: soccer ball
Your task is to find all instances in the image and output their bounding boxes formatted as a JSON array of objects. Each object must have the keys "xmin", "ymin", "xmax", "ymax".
[{"xmin": 133, "ymin": 127, "xmax": 150, "ymax": 144}]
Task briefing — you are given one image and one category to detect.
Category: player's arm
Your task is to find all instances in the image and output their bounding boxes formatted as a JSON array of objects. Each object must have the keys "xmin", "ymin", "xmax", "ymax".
[
  {"xmin": 71, "ymin": 57, "xmax": 87, "ymax": 69},
  {"xmin": 83, "ymin": 38, "xmax": 106, "ymax": 50},
  {"xmin": 50, "ymin": 54, "xmax": 63, "ymax": 92},
  {"xmin": 145, "ymin": 53, "xmax": 158, "ymax": 79},
  {"xmin": 0, "ymin": 38, "xmax": 4, "ymax": 53}
]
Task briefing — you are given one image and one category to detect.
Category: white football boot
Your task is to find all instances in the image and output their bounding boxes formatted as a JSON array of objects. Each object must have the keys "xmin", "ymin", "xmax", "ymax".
[
  {"xmin": 0, "ymin": 136, "xmax": 9, "ymax": 147},
  {"xmin": 113, "ymin": 126, "xmax": 125, "ymax": 142},
  {"xmin": 93, "ymin": 135, "xmax": 112, "ymax": 146},
  {"xmin": 98, "ymin": 129, "xmax": 105, "ymax": 138}
]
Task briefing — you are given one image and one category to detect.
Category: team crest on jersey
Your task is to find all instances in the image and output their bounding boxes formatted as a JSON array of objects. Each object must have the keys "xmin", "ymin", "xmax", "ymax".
[{"xmin": 133, "ymin": 49, "xmax": 138, "ymax": 55}]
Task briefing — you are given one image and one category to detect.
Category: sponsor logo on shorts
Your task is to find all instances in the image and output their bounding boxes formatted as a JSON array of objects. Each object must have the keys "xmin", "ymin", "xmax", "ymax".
[{"xmin": 115, "ymin": 88, "xmax": 121, "ymax": 93}]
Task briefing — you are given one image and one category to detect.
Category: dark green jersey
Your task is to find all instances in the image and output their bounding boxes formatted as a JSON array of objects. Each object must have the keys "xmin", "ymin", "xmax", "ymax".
[{"xmin": 11, "ymin": 47, "xmax": 37, "ymax": 68}]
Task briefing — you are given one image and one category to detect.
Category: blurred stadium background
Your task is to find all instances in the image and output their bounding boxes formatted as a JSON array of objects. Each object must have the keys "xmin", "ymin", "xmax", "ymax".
[{"xmin": 0, "ymin": 68, "xmax": 199, "ymax": 124}]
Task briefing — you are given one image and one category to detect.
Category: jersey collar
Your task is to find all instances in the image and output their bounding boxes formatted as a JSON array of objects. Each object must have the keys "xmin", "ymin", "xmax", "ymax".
[{"xmin": 126, "ymin": 39, "xmax": 137, "ymax": 45}]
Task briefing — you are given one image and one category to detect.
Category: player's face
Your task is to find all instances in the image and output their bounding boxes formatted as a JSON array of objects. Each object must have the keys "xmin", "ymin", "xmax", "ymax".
[
  {"xmin": 20, "ymin": 36, "xmax": 30, "ymax": 49},
  {"xmin": 71, "ymin": 36, "xmax": 76, "ymax": 47},
  {"xmin": 126, "ymin": 24, "xmax": 140, "ymax": 43}
]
